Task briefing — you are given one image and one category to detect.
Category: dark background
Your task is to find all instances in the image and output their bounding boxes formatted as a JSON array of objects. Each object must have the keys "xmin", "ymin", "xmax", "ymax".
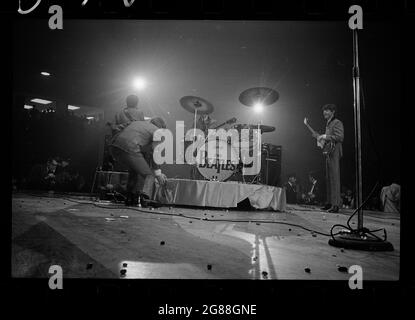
[{"xmin": 13, "ymin": 18, "xmax": 400, "ymax": 194}]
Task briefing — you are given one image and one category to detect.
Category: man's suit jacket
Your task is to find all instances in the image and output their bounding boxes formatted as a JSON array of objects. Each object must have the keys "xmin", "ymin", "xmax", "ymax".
[
  {"xmin": 284, "ymin": 182, "xmax": 299, "ymax": 204},
  {"xmin": 324, "ymin": 118, "xmax": 344, "ymax": 158}
]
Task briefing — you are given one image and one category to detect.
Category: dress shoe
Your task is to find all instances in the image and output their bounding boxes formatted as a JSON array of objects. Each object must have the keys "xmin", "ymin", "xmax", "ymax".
[
  {"xmin": 125, "ymin": 192, "xmax": 138, "ymax": 206},
  {"xmin": 140, "ymin": 197, "xmax": 163, "ymax": 208},
  {"xmin": 124, "ymin": 194, "xmax": 132, "ymax": 206},
  {"xmin": 327, "ymin": 205, "xmax": 339, "ymax": 213},
  {"xmin": 321, "ymin": 203, "xmax": 332, "ymax": 210}
]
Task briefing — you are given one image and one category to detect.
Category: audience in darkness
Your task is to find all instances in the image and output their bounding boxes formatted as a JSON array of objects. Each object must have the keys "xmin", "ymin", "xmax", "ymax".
[
  {"xmin": 26, "ymin": 157, "xmax": 85, "ymax": 192},
  {"xmin": 380, "ymin": 183, "xmax": 400, "ymax": 213},
  {"xmin": 284, "ymin": 173, "xmax": 300, "ymax": 204},
  {"xmin": 13, "ymin": 106, "xmax": 101, "ymax": 192},
  {"xmin": 341, "ymin": 187, "xmax": 354, "ymax": 209},
  {"xmin": 300, "ymin": 171, "xmax": 322, "ymax": 205}
]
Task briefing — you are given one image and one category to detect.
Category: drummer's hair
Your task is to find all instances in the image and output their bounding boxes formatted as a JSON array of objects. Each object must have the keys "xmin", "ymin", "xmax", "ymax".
[
  {"xmin": 150, "ymin": 117, "xmax": 167, "ymax": 129},
  {"xmin": 126, "ymin": 94, "xmax": 139, "ymax": 108},
  {"xmin": 321, "ymin": 104, "xmax": 337, "ymax": 113}
]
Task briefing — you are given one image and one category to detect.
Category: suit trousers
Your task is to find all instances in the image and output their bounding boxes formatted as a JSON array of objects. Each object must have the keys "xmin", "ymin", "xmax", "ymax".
[
  {"xmin": 109, "ymin": 146, "xmax": 155, "ymax": 199},
  {"xmin": 325, "ymin": 146, "xmax": 341, "ymax": 207}
]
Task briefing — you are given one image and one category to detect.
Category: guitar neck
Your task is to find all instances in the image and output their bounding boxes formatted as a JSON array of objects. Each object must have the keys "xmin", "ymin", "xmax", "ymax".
[{"xmin": 304, "ymin": 122, "xmax": 318, "ymax": 136}]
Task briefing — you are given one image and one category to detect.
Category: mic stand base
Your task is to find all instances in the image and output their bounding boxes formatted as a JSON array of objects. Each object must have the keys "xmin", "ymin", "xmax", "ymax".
[{"xmin": 328, "ymin": 231, "xmax": 394, "ymax": 252}]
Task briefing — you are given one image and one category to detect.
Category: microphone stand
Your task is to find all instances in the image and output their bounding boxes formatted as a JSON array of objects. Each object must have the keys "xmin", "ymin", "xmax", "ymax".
[{"xmin": 328, "ymin": 28, "xmax": 393, "ymax": 251}]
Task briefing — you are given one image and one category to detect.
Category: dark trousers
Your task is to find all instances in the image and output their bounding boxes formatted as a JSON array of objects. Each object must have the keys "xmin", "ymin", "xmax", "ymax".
[
  {"xmin": 325, "ymin": 146, "xmax": 341, "ymax": 207},
  {"xmin": 110, "ymin": 146, "xmax": 155, "ymax": 199}
]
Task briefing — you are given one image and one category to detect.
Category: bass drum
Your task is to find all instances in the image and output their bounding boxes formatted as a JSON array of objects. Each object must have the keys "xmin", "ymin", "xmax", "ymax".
[{"xmin": 196, "ymin": 138, "xmax": 239, "ymax": 181}]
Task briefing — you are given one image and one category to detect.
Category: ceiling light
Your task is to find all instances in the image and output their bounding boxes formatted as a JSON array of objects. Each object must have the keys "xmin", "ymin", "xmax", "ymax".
[{"xmin": 31, "ymin": 98, "xmax": 52, "ymax": 104}]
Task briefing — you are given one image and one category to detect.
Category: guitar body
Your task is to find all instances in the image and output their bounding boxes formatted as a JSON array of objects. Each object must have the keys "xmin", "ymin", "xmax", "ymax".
[
  {"xmin": 319, "ymin": 138, "xmax": 335, "ymax": 156},
  {"xmin": 304, "ymin": 117, "xmax": 335, "ymax": 157}
]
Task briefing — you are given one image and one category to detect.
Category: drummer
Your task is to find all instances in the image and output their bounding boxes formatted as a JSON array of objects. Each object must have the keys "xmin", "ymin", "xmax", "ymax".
[{"xmin": 196, "ymin": 114, "xmax": 217, "ymax": 136}]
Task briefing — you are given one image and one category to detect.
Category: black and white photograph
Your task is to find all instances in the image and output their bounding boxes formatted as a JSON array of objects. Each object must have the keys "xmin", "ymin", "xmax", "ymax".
[{"xmin": 7, "ymin": 0, "xmax": 411, "ymax": 312}]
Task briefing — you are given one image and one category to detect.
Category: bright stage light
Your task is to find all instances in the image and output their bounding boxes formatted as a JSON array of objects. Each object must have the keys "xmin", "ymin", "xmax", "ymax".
[
  {"xmin": 132, "ymin": 77, "xmax": 147, "ymax": 90},
  {"xmin": 24, "ymin": 105, "xmax": 33, "ymax": 110},
  {"xmin": 253, "ymin": 103, "xmax": 264, "ymax": 113}
]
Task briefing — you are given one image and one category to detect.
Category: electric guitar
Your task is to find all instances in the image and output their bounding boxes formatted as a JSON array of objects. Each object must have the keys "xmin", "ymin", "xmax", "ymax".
[{"xmin": 303, "ymin": 117, "xmax": 335, "ymax": 156}]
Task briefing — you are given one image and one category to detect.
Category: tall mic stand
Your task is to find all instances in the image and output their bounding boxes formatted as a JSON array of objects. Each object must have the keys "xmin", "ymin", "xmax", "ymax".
[{"xmin": 328, "ymin": 29, "xmax": 393, "ymax": 251}]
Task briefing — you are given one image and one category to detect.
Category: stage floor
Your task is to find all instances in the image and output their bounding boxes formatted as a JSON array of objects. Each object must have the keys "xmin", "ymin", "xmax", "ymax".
[{"xmin": 12, "ymin": 192, "xmax": 400, "ymax": 280}]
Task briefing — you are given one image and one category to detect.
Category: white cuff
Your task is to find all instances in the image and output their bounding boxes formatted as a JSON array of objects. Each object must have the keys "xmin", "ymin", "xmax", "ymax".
[{"xmin": 154, "ymin": 169, "xmax": 162, "ymax": 176}]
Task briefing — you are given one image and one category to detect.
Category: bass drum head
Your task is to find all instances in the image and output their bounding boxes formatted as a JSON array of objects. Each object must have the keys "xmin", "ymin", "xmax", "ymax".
[{"xmin": 196, "ymin": 139, "xmax": 239, "ymax": 181}]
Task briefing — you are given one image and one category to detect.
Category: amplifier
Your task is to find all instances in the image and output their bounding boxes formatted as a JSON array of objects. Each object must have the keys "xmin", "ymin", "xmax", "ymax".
[
  {"xmin": 261, "ymin": 144, "xmax": 282, "ymax": 186},
  {"xmin": 241, "ymin": 144, "xmax": 282, "ymax": 186}
]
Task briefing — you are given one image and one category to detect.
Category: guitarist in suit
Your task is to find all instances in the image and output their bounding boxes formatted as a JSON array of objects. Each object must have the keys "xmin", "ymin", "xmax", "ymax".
[{"xmin": 313, "ymin": 104, "xmax": 344, "ymax": 213}]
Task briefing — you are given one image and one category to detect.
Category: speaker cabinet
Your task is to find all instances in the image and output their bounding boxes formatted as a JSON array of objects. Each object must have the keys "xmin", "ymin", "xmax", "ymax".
[{"xmin": 261, "ymin": 144, "xmax": 282, "ymax": 187}]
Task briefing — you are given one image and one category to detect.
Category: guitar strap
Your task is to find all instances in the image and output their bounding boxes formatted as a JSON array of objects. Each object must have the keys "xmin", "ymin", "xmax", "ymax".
[
  {"xmin": 123, "ymin": 108, "xmax": 135, "ymax": 123},
  {"xmin": 324, "ymin": 117, "xmax": 337, "ymax": 157}
]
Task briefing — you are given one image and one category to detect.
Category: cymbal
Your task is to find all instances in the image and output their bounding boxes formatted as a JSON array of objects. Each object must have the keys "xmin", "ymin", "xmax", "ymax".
[
  {"xmin": 238, "ymin": 87, "xmax": 279, "ymax": 107},
  {"xmin": 233, "ymin": 124, "xmax": 276, "ymax": 133},
  {"xmin": 180, "ymin": 96, "xmax": 214, "ymax": 115}
]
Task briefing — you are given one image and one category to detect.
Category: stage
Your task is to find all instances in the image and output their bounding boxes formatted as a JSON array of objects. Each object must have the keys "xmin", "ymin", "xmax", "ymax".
[
  {"xmin": 12, "ymin": 192, "xmax": 399, "ymax": 280},
  {"xmin": 153, "ymin": 178, "xmax": 286, "ymax": 211}
]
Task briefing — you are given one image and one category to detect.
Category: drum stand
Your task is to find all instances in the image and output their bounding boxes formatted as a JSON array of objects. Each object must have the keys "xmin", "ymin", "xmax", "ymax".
[
  {"xmin": 190, "ymin": 108, "xmax": 198, "ymax": 180},
  {"xmin": 242, "ymin": 122, "xmax": 263, "ymax": 184},
  {"xmin": 250, "ymin": 122, "xmax": 262, "ymax": 184}
]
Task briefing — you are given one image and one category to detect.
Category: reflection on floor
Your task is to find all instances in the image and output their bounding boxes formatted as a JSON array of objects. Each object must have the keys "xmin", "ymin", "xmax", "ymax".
[{"xmin": 12, "ymin": 192, "xmax": 400, "ymax": 280}]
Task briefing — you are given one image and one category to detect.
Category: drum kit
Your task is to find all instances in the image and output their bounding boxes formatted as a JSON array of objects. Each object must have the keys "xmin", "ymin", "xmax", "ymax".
[{"xmin": 180, "ymin": 87, "xmax": 279, "ymax": 184}]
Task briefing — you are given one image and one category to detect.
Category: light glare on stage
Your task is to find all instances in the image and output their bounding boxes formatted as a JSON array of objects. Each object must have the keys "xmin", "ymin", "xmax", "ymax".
[
  {"xmin": 24, "ymin": 105, "xmax": 33, "ymax": 110},
  {"xmin": 68, "ymin": 105, "xmax": 80, "ymax": 110},
  {"xmin": 41, "ymin": 71, "xmax": 51, "ymax": 76},
  {"xmin": 132, "ymin": 77, "xmax": 147, "ymax": 90}
]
